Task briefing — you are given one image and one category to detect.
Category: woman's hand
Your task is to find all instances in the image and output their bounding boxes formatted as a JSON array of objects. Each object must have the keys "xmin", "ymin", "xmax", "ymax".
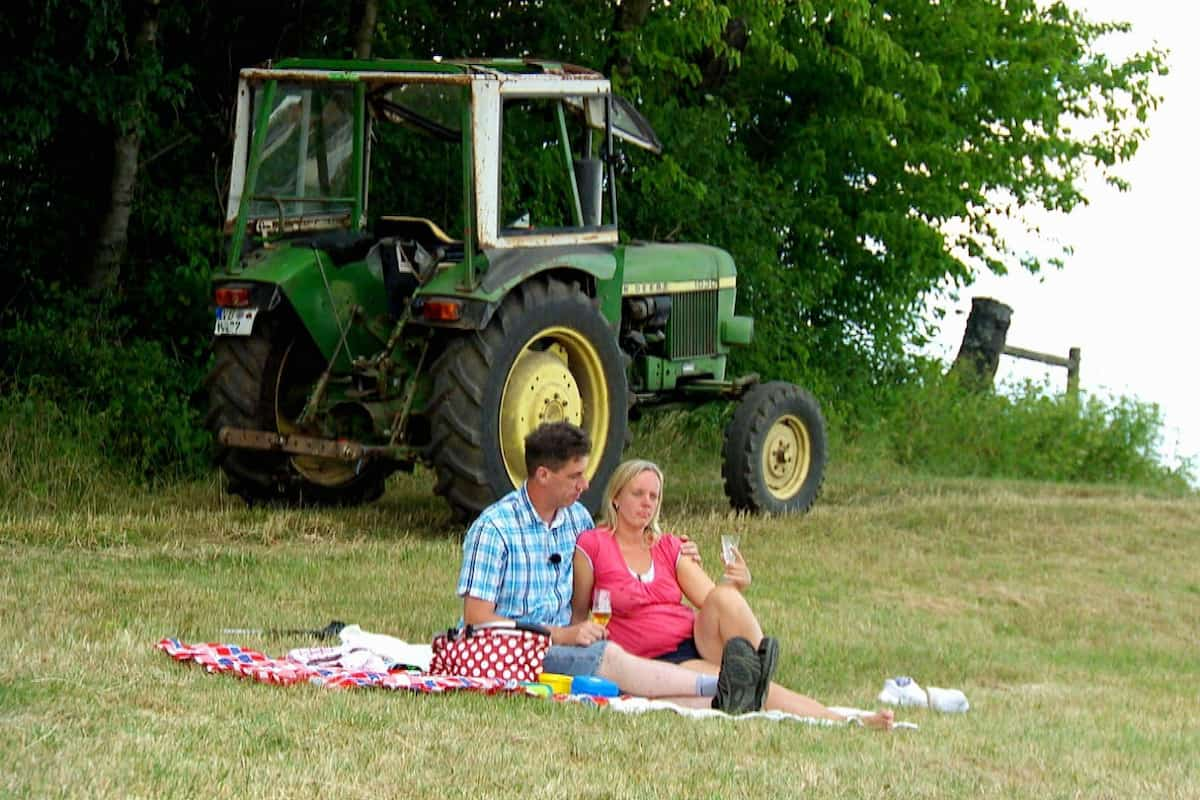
[{"xmin": 721, "ymin": 547, "xmax": 752, "ymax": 591}]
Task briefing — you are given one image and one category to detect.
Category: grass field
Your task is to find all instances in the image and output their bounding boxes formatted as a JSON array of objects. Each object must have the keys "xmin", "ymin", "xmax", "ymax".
[{"xmin": 2, "ymin": 421, "xmax": 1199, "ymax": 798}]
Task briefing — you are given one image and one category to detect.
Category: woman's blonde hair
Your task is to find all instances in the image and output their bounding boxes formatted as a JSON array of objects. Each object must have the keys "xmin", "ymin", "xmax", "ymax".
[{"xmin": 597, "ymin": 459, "xmax": 665, "ymax": 540}]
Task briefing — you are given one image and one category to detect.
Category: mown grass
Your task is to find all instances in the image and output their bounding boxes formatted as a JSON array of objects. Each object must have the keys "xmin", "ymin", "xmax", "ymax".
[{"xmin": 2, "ymin": 418, "xmax": 1199, "ymax": 798}]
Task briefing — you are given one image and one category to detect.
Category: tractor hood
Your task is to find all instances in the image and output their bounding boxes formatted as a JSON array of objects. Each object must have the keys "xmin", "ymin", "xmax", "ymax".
[{"xmin": 620, "ymin": 242, "xmax": 737, "ymax": 295}]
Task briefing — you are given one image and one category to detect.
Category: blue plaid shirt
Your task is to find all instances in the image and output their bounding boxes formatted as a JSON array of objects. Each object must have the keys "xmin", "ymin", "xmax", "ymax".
[{"xmin": 456, "ymin": 484, "xmax": 594, "ymax": 627}]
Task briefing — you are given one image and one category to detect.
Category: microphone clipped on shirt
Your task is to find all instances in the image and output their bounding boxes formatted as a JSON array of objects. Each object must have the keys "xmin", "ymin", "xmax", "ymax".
[{"xmin": 548, "ymin": 553, "xmax": 562, "ymax": 566}]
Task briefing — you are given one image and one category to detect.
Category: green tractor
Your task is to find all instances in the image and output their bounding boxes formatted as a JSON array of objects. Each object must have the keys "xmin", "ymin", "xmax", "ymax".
[{"xmin": 209, "ymin": 57, "xmax": 826, "ymax": 520}]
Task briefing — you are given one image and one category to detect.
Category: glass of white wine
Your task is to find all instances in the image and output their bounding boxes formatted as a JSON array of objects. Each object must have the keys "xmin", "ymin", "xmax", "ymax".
[
  {"xmin": 721, "ymin": 534, "xmax": 740, "ymax": 566},
  {"xmin": 590, "ymin": 589, "xmax": 612, "ymax": 627},
  {"xmin": 720, "ymin": 534, "xmax": 740, "ymax": 582}
]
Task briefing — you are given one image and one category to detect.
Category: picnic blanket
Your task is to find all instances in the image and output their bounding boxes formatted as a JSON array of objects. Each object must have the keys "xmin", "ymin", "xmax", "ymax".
[
  {"xmin": 156, "ymin": 638, "xmax": 542, "ymax": 696},
  {"xmin": 157, "ymin": 631, "xmax": 912, "ymax": 728}
]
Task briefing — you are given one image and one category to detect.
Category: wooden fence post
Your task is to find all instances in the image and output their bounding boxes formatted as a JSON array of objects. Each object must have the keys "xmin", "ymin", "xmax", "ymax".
[{"xmin": 1067, "ymin": 347, "xmax": 1081, "ymax": 399}]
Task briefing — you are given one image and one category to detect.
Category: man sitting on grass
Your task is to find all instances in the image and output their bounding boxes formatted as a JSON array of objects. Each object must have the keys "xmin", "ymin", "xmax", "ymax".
[{"xmin": 456, "ymin": 421, "xmax": 773, "ymax": 712}]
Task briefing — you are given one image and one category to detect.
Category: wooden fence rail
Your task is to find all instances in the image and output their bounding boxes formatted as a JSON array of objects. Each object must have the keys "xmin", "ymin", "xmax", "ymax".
[
  {"xmin": 952, "ymin": 297, "xmax": 1082, "ymax": 397},
  {"xmin": 1002, "ymin": 345, "xmax": 1081, "ymax": 397}
]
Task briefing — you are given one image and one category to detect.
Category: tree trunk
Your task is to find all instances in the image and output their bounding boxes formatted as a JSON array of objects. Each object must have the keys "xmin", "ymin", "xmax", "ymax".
[
  {"xmin": 950, "ymin": 296, "xmax": 1013, "ymax": 391},
  {"xmin": 88, "ymin": 0, "xmax": 160, "ymax": 294},
  {"xmin": 89, "ymin": 130, "xmax": 142, "ymax": 293},
  {"xmin": 606, "ymin": 0, "xmax": 653, "ymax": 81},
  {"xmin": 700, "ymin": 18, "xmax": 749, "ymax": 90},
  {"xmin": 354, "ymin": 0, "xmax": 378, "ymax": 60}
]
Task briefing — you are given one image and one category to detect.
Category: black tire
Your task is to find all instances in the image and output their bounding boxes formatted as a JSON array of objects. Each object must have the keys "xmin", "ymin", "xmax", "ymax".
[
  {"xmin": 427, "ymin": 276, "xmax": 628, "ymax": 521},
  {"xmin": 206, "ymin": 317, "xmax": 388, "ymax": 506},
  {"xmin": 721, "ymin": 381, "xmax": 826, "ymax": 514}
]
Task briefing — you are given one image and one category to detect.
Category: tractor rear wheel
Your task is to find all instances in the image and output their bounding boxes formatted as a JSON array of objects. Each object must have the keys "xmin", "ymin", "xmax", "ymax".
[
  {"xmin": 206, "ymin": 319, "xmax": 388, "ymax": 505},
  {"xmin": 427, "ymin": 276, "xmax": 628, "ymax": 521},
  {"xmin": 721, "ymin": 381, "xmax": 826, "ymax": 514}
]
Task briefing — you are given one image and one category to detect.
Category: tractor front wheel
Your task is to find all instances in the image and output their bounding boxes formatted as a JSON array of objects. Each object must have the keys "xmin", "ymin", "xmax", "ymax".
[{"xmin": 721, "ymin": 381, "xmax": 826, "ymax": 514}]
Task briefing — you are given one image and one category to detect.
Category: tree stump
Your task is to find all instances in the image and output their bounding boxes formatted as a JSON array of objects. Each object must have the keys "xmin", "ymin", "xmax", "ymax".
[{"xmin": 950, "ymin": 297, "xmax": 1012, "ymax": 390}]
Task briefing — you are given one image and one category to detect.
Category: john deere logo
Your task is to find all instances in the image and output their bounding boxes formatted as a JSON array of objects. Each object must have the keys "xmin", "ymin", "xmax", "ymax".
[{"xmin": 622, "ymin": 277, "xmax": 734, "ymax": 296}]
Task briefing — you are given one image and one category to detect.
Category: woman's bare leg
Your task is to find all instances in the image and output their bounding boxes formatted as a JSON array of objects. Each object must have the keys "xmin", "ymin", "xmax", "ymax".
[
  {"xmin": 676, "ymin": 658, "xmax": 895, "ymax": 730},
  {"xmin": 763, "ymin": 684, "xmax": 894, "ymax": 729},
  {"xmin": 692, "ymin": 584, "xmax": 765, "ymax": 662}
]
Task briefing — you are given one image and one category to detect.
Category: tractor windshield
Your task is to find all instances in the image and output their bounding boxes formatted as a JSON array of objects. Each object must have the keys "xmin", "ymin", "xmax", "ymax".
[
  {"xmin": 248, "ymin": 83, "xmax": 358, "ymax": 226},
  {"xmin": 372, "ymin": 83, "xmax": 462, "ymax": 141},
  {"xmin": 229, "ymin": 78, "xmax": 467, "ymax": 239}
]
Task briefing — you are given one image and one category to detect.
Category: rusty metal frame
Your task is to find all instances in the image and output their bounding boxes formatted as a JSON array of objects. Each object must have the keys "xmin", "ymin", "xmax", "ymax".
[{"xmin": 218, "ymin": 426, "xmax": 417, "ymax": 463}]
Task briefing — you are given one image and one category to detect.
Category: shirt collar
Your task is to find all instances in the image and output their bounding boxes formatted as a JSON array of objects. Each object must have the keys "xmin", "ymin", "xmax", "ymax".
[{"xmin": 519, "ymin": 482, "xmax": 568, "ymax": 531}]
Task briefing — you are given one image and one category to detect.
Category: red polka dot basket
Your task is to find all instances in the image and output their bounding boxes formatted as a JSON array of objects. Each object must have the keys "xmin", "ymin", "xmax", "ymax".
[{"xmin": 429, "ymin": 621, "xmax": 552, "ymax": 682}]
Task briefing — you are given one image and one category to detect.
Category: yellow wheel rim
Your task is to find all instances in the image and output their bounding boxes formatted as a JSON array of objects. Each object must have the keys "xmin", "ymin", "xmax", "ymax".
[
  {"xmin": 761, "ymin": 414, "xmax": 811, "ymax": 501},
  {"xmin": 499, "ymin": 326, "xmax": 609, "ymax": 486},
  {"xmin": 275, "ymin": 342, "xmax": 359, "ymax": 487}
]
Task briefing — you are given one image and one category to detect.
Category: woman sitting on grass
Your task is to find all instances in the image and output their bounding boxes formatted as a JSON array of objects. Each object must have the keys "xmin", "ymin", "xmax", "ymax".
[{"xmin": 571, "ymin": 458, "xmax": 895, "ymax": 730}]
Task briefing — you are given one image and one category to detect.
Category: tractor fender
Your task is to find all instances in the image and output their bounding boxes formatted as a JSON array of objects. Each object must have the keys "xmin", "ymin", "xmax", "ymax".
[
  {"xmin": 478, "ymin": 244, "xmax": 618, "ymax": 293},
  {"xmin": 414, "ymin": 244, "xmax": 622, "ymax": 331},
  {"xmin": 216, "ymin": 243, "xmax": 390, "ymax": 368},
  {"xmin": 480, "ymin": 244, "xmax": 622, "ymax": 327},
  {"xmin": 463, "ymin": 243, "xmax": 739, "ymax": 331}
]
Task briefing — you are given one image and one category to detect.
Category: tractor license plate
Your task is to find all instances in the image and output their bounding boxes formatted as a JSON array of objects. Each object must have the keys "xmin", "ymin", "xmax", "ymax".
[{"xmin": 214, "ymin": 307, "xmax": 259, "ymax": 336}]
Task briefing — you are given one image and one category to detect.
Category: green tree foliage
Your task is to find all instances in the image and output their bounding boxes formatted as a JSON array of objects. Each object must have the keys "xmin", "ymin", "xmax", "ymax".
[
  {"xmin": 0, "ymin": 0, "xmax": 1168, "ymax": 478},
  {"xmin": 598, "ymin": 0, "xmax": 1165, "ymax": 402}
]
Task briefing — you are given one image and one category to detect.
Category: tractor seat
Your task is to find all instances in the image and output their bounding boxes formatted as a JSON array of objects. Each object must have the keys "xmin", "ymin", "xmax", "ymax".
[{"xmin": 376, "ymin": 216, "xmax": 464, "ymax": 261}]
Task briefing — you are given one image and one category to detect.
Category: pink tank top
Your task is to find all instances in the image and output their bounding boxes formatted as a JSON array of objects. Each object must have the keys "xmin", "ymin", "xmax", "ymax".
[{"xmin": 576, "ymin": 528, "xmax": 696, "ymax": 658}]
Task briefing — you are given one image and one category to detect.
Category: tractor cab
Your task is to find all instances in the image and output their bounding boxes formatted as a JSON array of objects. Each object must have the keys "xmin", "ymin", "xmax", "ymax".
[{"xmin": 223, "ymin": 58, "xmax": 661, "ymax": 277}]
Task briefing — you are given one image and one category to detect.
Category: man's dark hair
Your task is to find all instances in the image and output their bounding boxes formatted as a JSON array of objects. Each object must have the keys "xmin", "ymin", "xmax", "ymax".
[{"xmin": 524, "ymin": 422, "xmax": 592, "ymax": 475}]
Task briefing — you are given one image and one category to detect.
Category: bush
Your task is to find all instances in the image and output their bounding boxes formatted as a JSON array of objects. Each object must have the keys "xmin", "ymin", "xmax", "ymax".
[
  {"xmin": 874, "ymin": 369, "xmax": 1194, "ymax": 492},
  {"xmin": 0, "ymin": 288, "xmax": 211, "ymax": 485}
]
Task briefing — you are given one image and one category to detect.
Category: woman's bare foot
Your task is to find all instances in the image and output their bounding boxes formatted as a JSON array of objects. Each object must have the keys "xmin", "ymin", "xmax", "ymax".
[{"xmin": 861, "ymin": 709, "xmax": 895, "ymax": 731}]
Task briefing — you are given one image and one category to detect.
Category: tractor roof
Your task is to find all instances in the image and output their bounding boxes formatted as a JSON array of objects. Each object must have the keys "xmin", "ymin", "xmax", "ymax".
[{"xmin": 266, "ymin": 57, "xmax": 604, "ymax": 81}]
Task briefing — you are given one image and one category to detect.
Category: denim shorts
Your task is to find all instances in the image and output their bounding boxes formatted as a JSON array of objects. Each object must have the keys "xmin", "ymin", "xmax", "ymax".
[{"xmin": 541, "ymin": 641, "xmax": 609, "ymax": 676}]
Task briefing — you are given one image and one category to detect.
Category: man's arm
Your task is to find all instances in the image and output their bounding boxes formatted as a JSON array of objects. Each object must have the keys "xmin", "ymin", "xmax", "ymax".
[
  {"xmin": 463, "ymin": 595, "xmax": 510, "ymax": 626},
  {"xmin": 457, "ymin": 513, "xmax": 507, "ymax": 617}
]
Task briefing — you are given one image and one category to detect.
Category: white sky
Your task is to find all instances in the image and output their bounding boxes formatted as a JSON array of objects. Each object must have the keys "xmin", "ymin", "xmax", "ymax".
[{"xmin": 922, "ymin": 0, "xmax": 1199, "ymax": 473}]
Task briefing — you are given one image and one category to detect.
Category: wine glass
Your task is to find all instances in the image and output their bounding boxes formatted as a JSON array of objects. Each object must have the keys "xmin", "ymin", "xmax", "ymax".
[
  {"xmin": 720, "ymin": 534, "xmax": 741, "ymax": 583},
  {"xmin": 590, "ymin": 589, "xmax": 612, "ymax": 627},
  {"xmin": 721, "ymin": 534, "xmax": 740, "ymax": 566}
]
